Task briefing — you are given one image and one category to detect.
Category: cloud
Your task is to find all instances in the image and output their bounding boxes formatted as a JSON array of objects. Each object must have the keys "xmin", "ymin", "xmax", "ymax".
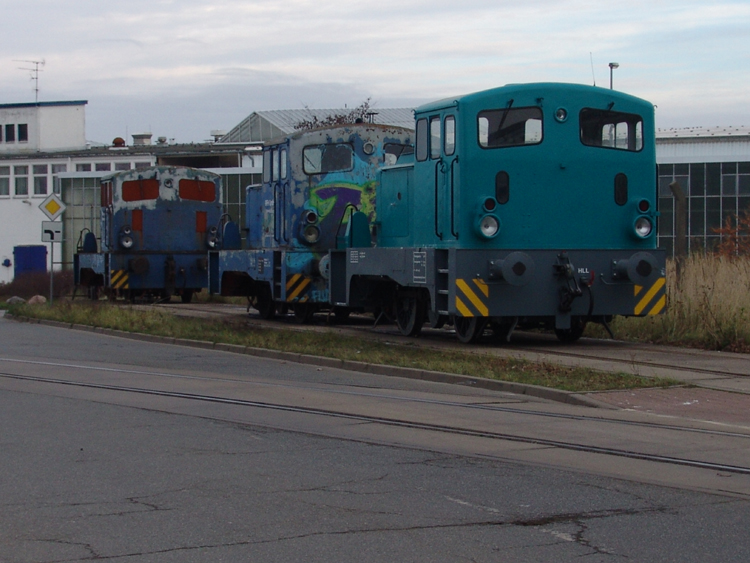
[{"xmin": 2, "ymin": 0, "xmax": 749, "ymax": 140}]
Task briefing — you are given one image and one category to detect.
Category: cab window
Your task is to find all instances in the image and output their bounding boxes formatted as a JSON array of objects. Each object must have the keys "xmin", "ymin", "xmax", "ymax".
[
  {"xmin": 303, "ymin": 144, "xmax": 353, "ymax": 174},
  {"xmin": 430, "ymin": 117, "xmax": 441, "ymax": 159},
  {"xmin": 478, "ymin": 107, "xmax": 543, "ymax": 148},
  {"xmin": 415, "ymin": 119, "xmax": 428, "ymax": 161},
  {"xmin": 580, "ymin": 108, "xmax": 643, "ymax": 151},
  {"xmin": 384, "ymin": 143, "xmax": 414, "ymax": 165},
  {"xmin": 444, "ymin": 116, "xmax": 456, "ymax": 156},
  {"xmin": 121, "ymin": 179, "xmax": 159, "ymax": 201}
]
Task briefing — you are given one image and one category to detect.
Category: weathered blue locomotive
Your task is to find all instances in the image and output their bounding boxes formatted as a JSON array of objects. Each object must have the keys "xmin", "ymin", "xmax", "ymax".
[
  {"xmin": 210, "ymin": 124, "xmax": 413, "ymax": 321},
  {"xmin": 328, "ymin": 83, "xmax": 666, "ymax": 342},
  {"xmin": 75, "ymin": 166, "xmax": 223, "ymax": 302}
]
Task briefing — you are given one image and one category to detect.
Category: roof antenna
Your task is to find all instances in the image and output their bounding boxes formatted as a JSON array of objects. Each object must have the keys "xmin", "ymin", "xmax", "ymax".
[
  {"xmin": 15, "ymin": 59, "xmax": 45, "ymax": 103},
  {"xmin": 590, "ymin": 52, "xmax": 596, "ymax": 87}
]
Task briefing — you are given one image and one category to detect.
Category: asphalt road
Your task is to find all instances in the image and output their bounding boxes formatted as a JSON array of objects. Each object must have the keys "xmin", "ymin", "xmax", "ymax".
[{"xmin": 2, "ymin": 317, "xmax": 749, "ymax": 562}]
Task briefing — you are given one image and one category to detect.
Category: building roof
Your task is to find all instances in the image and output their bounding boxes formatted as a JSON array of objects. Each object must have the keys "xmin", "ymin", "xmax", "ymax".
[
  {"xmin": 220, "ymin": 108, "xmax": 414, "ymax": 143},
  {"xmin": 0, "ymin": 100, "xmax": 88, "ymax": 110},
  {"xmin": 0, "ymin": 140, "xmax": 248, "ymax": 162},
  {"xmin": 656, "ymin": 125, "xmax": 750, "ymax": 140}
]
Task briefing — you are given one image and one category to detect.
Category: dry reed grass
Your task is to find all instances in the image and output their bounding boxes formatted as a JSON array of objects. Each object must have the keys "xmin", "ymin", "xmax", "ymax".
[{"xmin": 596, "ymin": 254, "xmax": 750, "ymax": 351}]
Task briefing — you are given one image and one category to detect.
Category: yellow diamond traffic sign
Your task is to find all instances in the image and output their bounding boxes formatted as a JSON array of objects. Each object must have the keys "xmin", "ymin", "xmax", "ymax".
[{"xmin": 39, "ymin": 193, "xmax": 67, "ymax": 221}]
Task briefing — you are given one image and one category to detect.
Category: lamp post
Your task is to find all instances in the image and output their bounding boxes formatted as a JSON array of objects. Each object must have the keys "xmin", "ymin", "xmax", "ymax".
[{"xmin": 609, "ymin": 62, "xmax": 619, "ymax": 89}]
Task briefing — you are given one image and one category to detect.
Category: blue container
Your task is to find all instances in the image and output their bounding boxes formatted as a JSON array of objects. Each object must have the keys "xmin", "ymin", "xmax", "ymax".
[{"xmin": 13, "ymin": 245, "xmax": 47, "ymax": 278}]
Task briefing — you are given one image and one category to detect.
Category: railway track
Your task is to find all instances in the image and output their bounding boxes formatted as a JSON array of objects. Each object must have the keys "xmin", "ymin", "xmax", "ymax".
[{"xmin": 2, "ymin": 357, "xmax": 750, "ymax": 479}]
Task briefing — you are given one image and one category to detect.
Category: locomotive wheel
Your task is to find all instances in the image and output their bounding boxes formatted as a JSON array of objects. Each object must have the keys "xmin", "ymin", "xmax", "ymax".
[
  {"xmin": 252, "ymin": 287, "xmax": 276, "ymax": 320},
  {"xmin": 180, "ymin": 290, "xmax": 194, "ymax": 304},
  {"xmin": 555, "ymin": 319, "xmax": 587, "ymax": 343},
  {"xmin": 427, "ymin": 309, "xmax": 446, "ymax": 329},
  {"xmin": 489, "ymin": 319, "xmax": 515, "ymax": 343},
  {"xmin": 454, "ymin": 316, "xmax": 487, "ymax": 344},
  {"xmin": 395, "ymin": 295, "xmax": 426, "ymax": 337},
  {"xmin": 294, "ymin": 303, "xmax": 316, "ymax": 324},
  {"xmin": 333, "ymin": 307, "xmax": 351, "ymax": 323}
]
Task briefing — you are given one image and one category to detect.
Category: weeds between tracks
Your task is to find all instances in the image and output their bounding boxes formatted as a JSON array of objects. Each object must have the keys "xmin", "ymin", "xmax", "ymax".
[{"xmin": 5, "ymin": 300, "xmax": 677, "ymax": 393}]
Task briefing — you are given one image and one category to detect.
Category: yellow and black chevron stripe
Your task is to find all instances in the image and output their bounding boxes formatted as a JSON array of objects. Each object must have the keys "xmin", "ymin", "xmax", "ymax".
[
  {"xmin": 110, "ymin": 269, "xmax": 129, "ymax": 290},
  {"xmin": 285, "ymin": 273, "xmax": 311, "ymax": 302},
  {"xmin": 455, "ymin": 278, "xmax": 489, "ymax": 317},
  {"xmin": 634, "ymin": 277, "xmax": 666, "ymax": 316}
]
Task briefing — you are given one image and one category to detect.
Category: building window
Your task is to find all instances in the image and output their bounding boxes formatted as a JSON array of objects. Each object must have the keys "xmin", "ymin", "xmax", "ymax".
[
  {"xmin": 51, "ymin": 163, "xmax": 67, "ymax": 174},
  {"xmin": 18, "ymin": 124, "xmax": 28, "ymax": 143},
  {"xmin": 658, "ymin": 160, "xmax": 750, "ymax": 257},
  {"xmin": 96, "ymin": 162, "xmax": 112, "ymax": 172},
  {"xmin": 33, "ymin": 165, "xmax": 48, "ymax": 196},
  {"xmin": 14, "ymin": 165, "xmax": 28, "ymax": 196},
  {"xmin": 34, "ymin": 176, "xmax": 48, "ymax": 195},
  {"xmin": 5, "ymin": 124, "xmax": 15, "ymax": 143},
  {"xmin": 134, "ymin": 162, "xmax": 151, "ymax": 170},
  {"xmin": 0, "ymin": 166, "xmax": 9, "ymax": 196},
  {"xmin": 76, "ymin": 163, "xmax": 92, "ymax": 172},
  {"xmin": 115, "ymin": 162, "xmax": 131, "ymax": 171}
]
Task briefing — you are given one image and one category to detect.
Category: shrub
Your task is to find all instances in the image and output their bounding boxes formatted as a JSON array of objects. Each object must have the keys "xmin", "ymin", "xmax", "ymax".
[{"xmin": 0, "ymin": 270, "xmax": 74, "ymax": 301}]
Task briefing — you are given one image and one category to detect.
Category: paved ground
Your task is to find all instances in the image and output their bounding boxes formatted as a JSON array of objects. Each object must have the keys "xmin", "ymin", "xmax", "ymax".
[
  {"xmin": 4, "ymin": 307, "xmax": 750, "ymax": 429},
  {"xmin": 589, "ymin": 387, "xmax": 750, "ymax": 426}
]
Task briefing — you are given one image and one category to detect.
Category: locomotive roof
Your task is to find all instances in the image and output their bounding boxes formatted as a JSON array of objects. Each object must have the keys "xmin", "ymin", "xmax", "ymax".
[
  {"xmin": 415, "ymin": 82, "xmax": 653, "ymax": 114},
  {"xmin": 101, "ymin": 165, "xmax": 221, "ymax": 182},
  {"xmin": 261, "ymin": 122, "xmax": 415, "ymax": 148}
]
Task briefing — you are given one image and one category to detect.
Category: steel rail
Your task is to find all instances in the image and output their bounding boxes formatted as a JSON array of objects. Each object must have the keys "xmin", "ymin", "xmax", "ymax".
[
  {"xmin": 2, "ymin": 357, "xmax": 748, "ymax": 440},
  {"xmin": 3, "ymin": 371, "xmax": 750, "ymax": 476}
]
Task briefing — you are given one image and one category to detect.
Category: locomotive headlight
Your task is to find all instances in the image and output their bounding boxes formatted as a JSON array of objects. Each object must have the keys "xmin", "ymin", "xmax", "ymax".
[
  {"xmin": 305, "ymin": 210, "xmax": 318, "ymax": 224},
  {"xmin": 120, "ymin": 235, "xmax": 134, "ymax": 249},
  {"xmin": 121, "ymin": 225, "xmax": 132, "ymax": 236},
  {"xmin": 302, "ymin": 224, "xmax": 320, "ymax": 244},
  {"xmin": 207, "ymin": 226, "xmax": 219, "ymax": 248},
  {"xmin": 634, "ymin": 217, "xmax": 653, "ymax": 238},
  {"xmin": 477, "ymin": 214, "xmax": 500, "ymax": 239}
]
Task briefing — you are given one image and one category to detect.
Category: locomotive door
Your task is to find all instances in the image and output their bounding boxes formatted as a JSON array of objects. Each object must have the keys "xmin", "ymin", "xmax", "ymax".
[
  {"xmin": 269, "ymin": 146, "xmax": 289, "ymax": 246},
  {"xmin": 101, "ymin": 180, "xmax": 113, "ymax": 251},
  {"xmin": 432, "ymin": 114, "xmax": 459, "ymax": 242}
]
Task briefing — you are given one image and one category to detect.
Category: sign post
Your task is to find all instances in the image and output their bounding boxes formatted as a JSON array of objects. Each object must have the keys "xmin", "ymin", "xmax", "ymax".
[{"xmin": 39, "ymin": 194, "xmax": 67, "ymax": 305}]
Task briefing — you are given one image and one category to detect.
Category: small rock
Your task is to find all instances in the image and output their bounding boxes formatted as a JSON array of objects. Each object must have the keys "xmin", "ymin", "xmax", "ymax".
[
  {"xmin": 27, "ymin": 295, "xmax": 47, "ymax": 305},
  {"xmin": 6, "ymin": 296, "xmax": 26, "ymax": 305}
]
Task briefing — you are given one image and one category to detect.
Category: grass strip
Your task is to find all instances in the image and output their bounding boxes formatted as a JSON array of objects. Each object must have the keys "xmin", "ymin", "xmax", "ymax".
[{"xmin": 8, "ymin": 301, "xmax": 680, "ymax": 393}]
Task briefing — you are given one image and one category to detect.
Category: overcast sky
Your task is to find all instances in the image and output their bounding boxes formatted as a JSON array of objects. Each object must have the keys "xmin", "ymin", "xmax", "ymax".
[{"xmin": 1, "ymin": 0, "xmax": 748, "ymax": 144}]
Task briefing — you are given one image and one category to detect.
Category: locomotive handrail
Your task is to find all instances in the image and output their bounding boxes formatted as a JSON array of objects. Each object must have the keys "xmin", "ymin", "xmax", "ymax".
[
  {"xmin": 281, "ymin": 181, "xmax": 289, "ymax": 243},
  {"xmin": 335, "ymin": 203, "xmax": 358, "ymax": 248},
  {"xmin": 75, "ymin": 228, "xmax": 92, "ymax": 252},
  {"xmin": 450, "ymin": 156, "xmax": 459, "ymax": 239},
  {"xmin": 273, "ymin": 183, "xmax": 280, "ymax": 243},
  {"xmin": 434, "ymin": 160, "xmax": 444, "ymax": 240}
]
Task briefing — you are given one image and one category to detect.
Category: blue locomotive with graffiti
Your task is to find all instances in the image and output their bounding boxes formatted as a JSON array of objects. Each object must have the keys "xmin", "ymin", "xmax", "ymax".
[
  {"xmin": 74, "ymin": 166, "xmax": 223, "ymax": 302},
  {"xmin": 328, "ymin": 83, "xmax": 666, "ymax": 342},
  {"xmin": 209, "ymin": 124, "xmax": 413, "ymax": 321}
]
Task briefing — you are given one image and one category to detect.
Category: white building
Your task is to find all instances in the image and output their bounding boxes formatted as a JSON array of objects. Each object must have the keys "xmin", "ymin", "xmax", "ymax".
[
  {"xmin": 0, "ymin": 100, "xmax": 261, "ymax": 284},
  {"xmin": 656, "ymin": 126, "xmax": 750, "ymax": 255}
]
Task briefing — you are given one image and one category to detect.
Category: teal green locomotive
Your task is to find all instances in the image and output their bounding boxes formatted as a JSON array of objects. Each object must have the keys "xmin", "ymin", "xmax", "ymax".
[
  {"xmin": 74, "ymin": 166, "xmax": 223, "ymax": 302},
  {"xmin": 210, "ymin": 124, "xmax": 413, "ymax": 321},
  {"xmin": 329, "ymin": 83, "xmax": 666, "ymax": 342}
]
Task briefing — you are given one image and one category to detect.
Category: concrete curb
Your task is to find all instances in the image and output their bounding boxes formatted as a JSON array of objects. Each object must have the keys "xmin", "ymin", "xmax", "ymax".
[{"xmin": 4, "ymin": 313, "xmax": 612, "ymax": 409}]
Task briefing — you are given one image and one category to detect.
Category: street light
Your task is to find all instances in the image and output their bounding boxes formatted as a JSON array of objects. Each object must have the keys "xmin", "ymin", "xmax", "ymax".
[{"xmin": 609, "ymin": 62, "xmax": 619, "ymax": 90}]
